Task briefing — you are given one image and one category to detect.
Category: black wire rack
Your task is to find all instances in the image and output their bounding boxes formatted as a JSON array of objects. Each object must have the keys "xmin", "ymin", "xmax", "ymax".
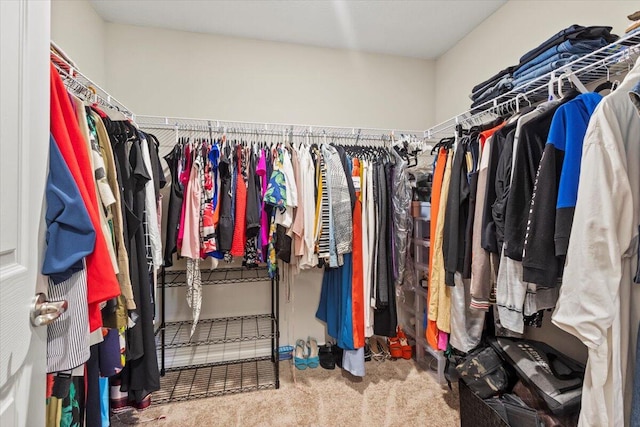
[
  {"xmin": 163, "ymin": 267, "xmax": 271, "ymax": 287},
  {"xmin": 154, "ymin": 357, "xmax": 278, "ymax": 403},
  {"xmin": 156, "ymin": 266, "xmax": 280, "ymax": 403},
  {"xmin": 163, "ymin": 314, "xmax": 275, "ymax": 349}
]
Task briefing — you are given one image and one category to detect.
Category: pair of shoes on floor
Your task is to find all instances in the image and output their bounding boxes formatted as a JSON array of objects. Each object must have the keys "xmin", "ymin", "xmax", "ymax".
[
  {"xmin": 294, "ymin": 337, "xmax": 320, "ymax": 370},
  {"xmin": 389, "ymin": 327, "xmax": 412, "ymax": 360},
  {"xmin": 368, "ymin": 336, "xmax": 390, "ymax": 362}
]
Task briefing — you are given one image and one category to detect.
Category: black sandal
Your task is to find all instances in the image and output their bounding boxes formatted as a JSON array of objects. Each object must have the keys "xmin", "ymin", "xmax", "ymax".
[{"xmin": 319, "ymin": 344, "xmax": 335, "ymax": 370}]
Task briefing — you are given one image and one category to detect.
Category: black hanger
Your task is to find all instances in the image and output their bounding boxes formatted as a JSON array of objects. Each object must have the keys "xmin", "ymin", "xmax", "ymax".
[
  {"xmin": 594, "ymin": 80, "xmax": 613, "ymax": 94},
  {"xmin": 393, "ymin": 140, "xmax": 418, "ymax": 167},
  {"xmin": 430, "ymin": 137, "xmax": 455, "ymax": 155}
]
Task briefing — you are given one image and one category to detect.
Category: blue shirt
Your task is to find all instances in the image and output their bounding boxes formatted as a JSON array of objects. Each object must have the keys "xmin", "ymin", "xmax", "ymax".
[
  {"xmin": 550, "ymin": 93, "xmax": 603, "ymax": 210},
  {"xmin": 43, "ymin": 135, "xmax": 96, "ymax": 283}
]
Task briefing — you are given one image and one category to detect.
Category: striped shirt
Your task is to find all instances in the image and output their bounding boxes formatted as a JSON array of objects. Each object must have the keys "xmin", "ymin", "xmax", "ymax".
[
  {"xmin": 317, "ymin": 154, "xmax": 331, "ymax": 260},
  {"xmin": 47, "ymin": 264, "xmax": 91, "ymax": 373},
  {"xmin": 325, "ymin": 146, "xmax": 353, "ymax": 258}
]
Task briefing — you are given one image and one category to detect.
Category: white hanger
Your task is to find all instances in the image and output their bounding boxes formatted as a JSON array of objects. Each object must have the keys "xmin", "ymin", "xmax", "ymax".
[
  {"xmin": 611, "ymin": 79, "xmax": 621, "ymax": 91},
  {"xmin": 515, "ymin": 93, "xmax": 532, "ymax": 113},
  {"xmin": 558, "ymin": 71, "xmax": 588, "ymax": 98},
  {"xmin": 548, "ymin": 71, "xmax": 558, "ymax": 101},
  {"xmin": 566, "ymin": 71, "xmax": 588, "ymax": 94}
]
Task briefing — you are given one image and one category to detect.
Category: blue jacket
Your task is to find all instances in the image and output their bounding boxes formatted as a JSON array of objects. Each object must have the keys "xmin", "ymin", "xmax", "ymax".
[
  {"xmin": 42, "ymin": 135, "xmax": 96, "ymax": 283},
  {"xmin": 521, "ymin": 93, "xmax": 602, "ymax": 287}
]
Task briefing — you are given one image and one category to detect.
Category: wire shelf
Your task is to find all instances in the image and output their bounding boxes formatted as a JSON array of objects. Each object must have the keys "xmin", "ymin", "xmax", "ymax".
[
  {"xmin": 162, "ymin": 314, "xmax": 275, "ymax": 349},
  {"xmin": 426, "ymin": 31, "xmax": 640, "ymax": 139},
  {"xmin": 163, "ymin": 267, "xmax": 271, "ymax": 288},
  {"xmin": 136, "ymin": 115, "xmax": 424, "ymax": 140},
  {"xmin": 154, "ymin": 357, "xmax": 277, "ymax": 404},
  {"xmin": 50, "ymin": 47, "xmax": 134, "ymax": 119}
]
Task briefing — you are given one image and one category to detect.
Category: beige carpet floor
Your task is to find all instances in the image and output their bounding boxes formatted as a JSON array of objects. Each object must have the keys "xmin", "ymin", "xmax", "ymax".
[{"xmin": 112, "ymin": 359, "xmax": 460, "ymax": 426}]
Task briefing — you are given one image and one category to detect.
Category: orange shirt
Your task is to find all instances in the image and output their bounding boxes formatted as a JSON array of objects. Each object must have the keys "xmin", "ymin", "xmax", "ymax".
[
  {"xmin": 351, "ymin": 158, "xmax": 365, "ymax": 349},
  {"xmin": 426, "ymin": 147, "xmax": 448, "ymax": 349}
]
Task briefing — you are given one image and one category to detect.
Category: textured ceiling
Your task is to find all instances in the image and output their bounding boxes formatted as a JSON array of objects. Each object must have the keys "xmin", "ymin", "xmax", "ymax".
[{"xmin": 90, "ymin": 0, "xmax": 506, "ymax": 59}]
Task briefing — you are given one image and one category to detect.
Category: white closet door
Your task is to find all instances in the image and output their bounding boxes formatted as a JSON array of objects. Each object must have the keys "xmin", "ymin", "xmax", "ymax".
[{"xmin": 0, "ymin": 0, "xmax": 50, "ymax": 425}]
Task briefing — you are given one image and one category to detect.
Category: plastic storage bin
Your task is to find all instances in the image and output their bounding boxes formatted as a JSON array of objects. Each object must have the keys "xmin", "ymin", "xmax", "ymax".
[
  {"xmin": 413, "ymin": 238, "xmax": 430, "ymax": 268},
  {"xmin": 414, "ymin": 217, "xmax": 430, "ymax": 239},
  {"xmin": 278, "ymin": 345, "xmax": 294, "ymax": 361},
  {"xmin": 411, "ymin": 201, "xmax": 431, "ymax": 218}
]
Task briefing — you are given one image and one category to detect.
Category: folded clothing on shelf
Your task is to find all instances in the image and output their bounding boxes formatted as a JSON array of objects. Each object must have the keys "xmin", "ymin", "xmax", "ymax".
[
  {"xmin": 471, "ymin": 76, "xmax": 514, "ymax": 108},
  {"xmin": 514, "ymin": 37, "xmax": 610, "ymax": 78},
  {"xmin": 514, "ymin": 52, "xmax": 577, "ymax": 79},
  {"xmin": 470, "ymin": 66, "xmax": 516, "ymax": 101},
  {"xmin": 518, "ymin": 25, "xmax": 617, "ymax": 65},
  {"xmin": 512, "ymin": 37, "xmax": 612, "ymax": 89},
  {"xmin": 468, "ymin": 25, "xmax": 618, "ymax": 109}
]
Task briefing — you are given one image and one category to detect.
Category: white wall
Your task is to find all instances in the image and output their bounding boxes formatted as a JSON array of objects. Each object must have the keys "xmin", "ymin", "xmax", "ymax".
[
  {"xmin": 434, "ymin": 0, "xmax": 633, "ymax": 123},
  {"xmin": 51, "ymin": 0, "xmax": 106, "ymax": 86},
  {"xmin": 104, "ymin": 23, "xmax": 435, "ymax": 130}
]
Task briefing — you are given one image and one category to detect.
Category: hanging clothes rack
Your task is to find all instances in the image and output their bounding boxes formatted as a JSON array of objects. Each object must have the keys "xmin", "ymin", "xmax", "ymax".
[
  {"xmin": 135, "ymin": 115, "xmax": 425, "ymax": 148},
  {"xmin": 50, "ymin": 45, "xmax": 135, "ymax": 120},
  {"xmin": 141, "ymin": 114, "xmax": 426, "ymax": 403},
  {"xmin": 424, "ymin": 30, "xmax": 640, "ymax": 140}
]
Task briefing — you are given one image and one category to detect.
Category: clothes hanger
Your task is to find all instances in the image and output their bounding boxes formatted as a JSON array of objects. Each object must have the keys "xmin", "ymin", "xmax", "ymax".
[
  {"xmin": 430, "ymin": 137, "xmax": 453, "ymax": 155},
  {"xmin": 594, "ymin": 66, "xmax": 614, "ymax": 93},
  {"xmin": 558, "ymin": 71, "xmax": 588, "ymax": 99},
  {"xmin": 611, "ymin": 79, "xmax": 621, "ymax": 91},
  {"xmin": 594, "ymin": 78, "xmax": 619, "ymax": 94},
  {"xmin": 548, "ymin": 72, "xmax": 558, "ymax": 101}
]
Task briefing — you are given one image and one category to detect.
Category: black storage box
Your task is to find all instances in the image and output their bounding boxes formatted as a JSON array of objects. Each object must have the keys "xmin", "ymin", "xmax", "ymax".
[{"xmin": 459, "ymin": 380, "xmax": 509, "ymax": 427}]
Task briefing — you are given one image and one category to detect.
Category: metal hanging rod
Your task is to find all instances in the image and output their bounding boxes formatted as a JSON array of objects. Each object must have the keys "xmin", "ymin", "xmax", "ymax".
[
  {"xmin": 161, "ymin": 127, "xmax": 392, "ymax": 142},
  {"xmin": 135, "ymin": 114, "xmax": 424, "ymax": 139},
  {"xmin": 50, "ymin": 45, "xmax": 134, "ymax": 119},
  {"xmin": 425, "ymin": 30, "xmax": 640, "ymax": 140}
]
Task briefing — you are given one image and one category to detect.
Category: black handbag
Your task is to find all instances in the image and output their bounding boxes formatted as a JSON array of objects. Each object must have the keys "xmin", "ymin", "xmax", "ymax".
[{"xmin": 455, "ymin": 345, "xmax": 512, "ymax": 399}]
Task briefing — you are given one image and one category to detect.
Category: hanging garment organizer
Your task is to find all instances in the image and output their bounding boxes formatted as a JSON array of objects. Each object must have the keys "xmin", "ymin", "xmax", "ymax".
[
  {"xmin": 134, "ymin": 118, "xmax": 426, "ymax": 402},
  {"xmin": 50, "ymin": 44, "xmax": 430, "ymax": 400},
  {"xmin": 420, "ymin": 29, "xmax": 640, "ymax": 426},
  {"xmin": 49, "ymin": 46, "xmax": 166, "ymax": 419},
  {"xmin": 50, "ymin": 43, "xmax": 430, "ymax": 404}
]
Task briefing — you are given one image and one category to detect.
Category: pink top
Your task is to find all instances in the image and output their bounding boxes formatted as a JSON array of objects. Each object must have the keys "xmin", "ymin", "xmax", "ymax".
[{"xmin": 181, "ymin": 156, "xmax": 202, "ymax": 259}]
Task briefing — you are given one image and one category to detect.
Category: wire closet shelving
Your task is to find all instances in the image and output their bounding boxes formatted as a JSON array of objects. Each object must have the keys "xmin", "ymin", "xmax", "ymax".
[
  {"xmin": 51, "ymin": 44, "xmax": 134, "ymax": 119},
  {"xmin": 425, "ymin": 30, "xmax": 640, "ymax": 139}
]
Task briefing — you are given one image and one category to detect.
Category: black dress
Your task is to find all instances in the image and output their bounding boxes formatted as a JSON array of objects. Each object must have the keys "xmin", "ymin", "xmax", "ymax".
[
  {"xmin": 163, "ymin": 140, "xmax": 184, "ymax": 267},
  {"xmin": 110, "ymin": 121, "xmax": 160, "ymax": 403}
]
